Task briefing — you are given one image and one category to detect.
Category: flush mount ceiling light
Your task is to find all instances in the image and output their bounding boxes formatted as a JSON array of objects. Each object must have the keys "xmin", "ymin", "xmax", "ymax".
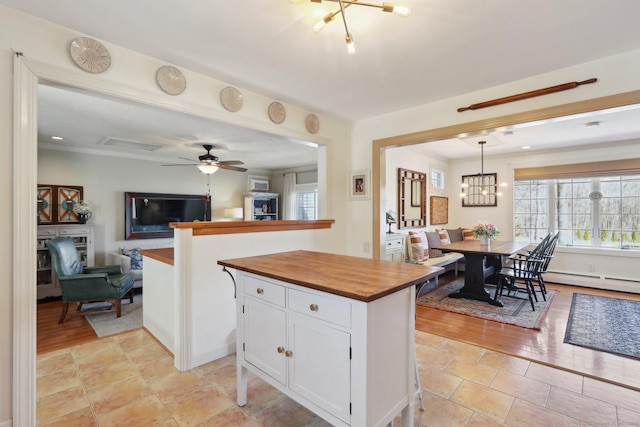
[{"xmin": 290, "ymin": 0, "xmax": 410, "ymax": 54}]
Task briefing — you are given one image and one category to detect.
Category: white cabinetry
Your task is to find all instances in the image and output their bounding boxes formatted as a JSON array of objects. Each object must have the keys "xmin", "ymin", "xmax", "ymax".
[
  {"xmin": 385, "ymin": 233, "xmax": 406, "ymax": 262},
  {"xmin": 235, "ymin": 270, "xmax": 415, "ymax": 427},
  {"xmin": 36, "ymin": 225, "xmax": 94, "ymax": 300}
]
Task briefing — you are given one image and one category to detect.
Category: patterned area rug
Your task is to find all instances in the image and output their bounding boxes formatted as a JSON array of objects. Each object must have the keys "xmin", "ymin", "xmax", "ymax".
[
  {"xmin": 564, "ymin": 293, "xmax": 640, "ymax": 360},
  {"xmin": 86, "ymin": 293, "xmax": 142, "ymax": 337},
  {"xmin": 417, "ymin": 280, "xmax": 555, "ymax": 330}
]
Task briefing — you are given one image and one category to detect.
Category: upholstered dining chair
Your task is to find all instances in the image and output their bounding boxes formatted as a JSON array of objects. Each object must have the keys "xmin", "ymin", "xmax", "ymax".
[{"xmin": 46, "ymin": 237, "xmax": 135, "ymax": 323}]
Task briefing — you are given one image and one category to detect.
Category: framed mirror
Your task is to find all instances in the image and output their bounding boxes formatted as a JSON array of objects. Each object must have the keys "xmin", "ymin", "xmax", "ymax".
[{"xmin": 398, "ymin": 168, "xmax": 427, "ymax": 229}]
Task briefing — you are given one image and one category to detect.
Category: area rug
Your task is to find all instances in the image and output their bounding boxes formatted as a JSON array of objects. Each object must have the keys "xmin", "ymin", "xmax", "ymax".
[
  {"xmin": 86, "ymin": 294, "xmax": 143, "ymax": 337},
  {"xmin": 417, "ymin": 280, "xmax": 555, "ymax": 330},
  {"xmin": 564, "ymin": 293, "xmax": 640, "ymax": 359}
]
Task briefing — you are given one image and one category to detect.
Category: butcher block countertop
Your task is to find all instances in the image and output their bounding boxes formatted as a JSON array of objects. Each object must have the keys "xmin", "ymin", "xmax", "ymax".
[
  {"xmin": 139, "ymin": 248, "xmax": 174, "ymax": 266},
  {"xmin": 218, "ymin": 250, "xmax": 442, "ymax": 302}
]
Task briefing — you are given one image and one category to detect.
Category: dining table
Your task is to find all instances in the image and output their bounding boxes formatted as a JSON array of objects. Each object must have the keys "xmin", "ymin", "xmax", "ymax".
[{"xmin": 432, "ymin": 239, "xmax": 530, "ymax": 306}]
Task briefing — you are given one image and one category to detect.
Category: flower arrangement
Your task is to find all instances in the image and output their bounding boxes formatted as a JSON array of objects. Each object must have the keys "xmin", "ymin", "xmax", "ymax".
[
  {"xmin": 72, "ymin": 200, "xmax": 92, "ymax": 215},
  {"xmin": 472, "ymin": 221, "xmax": 500, "ymax": 240}
]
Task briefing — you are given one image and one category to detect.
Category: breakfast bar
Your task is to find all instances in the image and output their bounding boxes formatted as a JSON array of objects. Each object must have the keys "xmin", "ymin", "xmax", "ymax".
[{"xmin": 219, "ymin": 250, "xmax": 442, "ymax": 427}]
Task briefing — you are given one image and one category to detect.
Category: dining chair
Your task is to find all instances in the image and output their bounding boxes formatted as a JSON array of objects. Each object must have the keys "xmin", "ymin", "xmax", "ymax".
[
  {"xmin": 495, "ymin": 236, "xmax": 549, "ymax": 310},
  {"xmin": 535, "ymin": 232, "xmax": 559, "ymax": 296}
]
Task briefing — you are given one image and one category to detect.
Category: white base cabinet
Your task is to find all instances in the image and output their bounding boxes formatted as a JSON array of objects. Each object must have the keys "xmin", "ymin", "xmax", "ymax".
[{"xmin": 236, "ymin": 271, "xmax": 415, "ymax": 427}]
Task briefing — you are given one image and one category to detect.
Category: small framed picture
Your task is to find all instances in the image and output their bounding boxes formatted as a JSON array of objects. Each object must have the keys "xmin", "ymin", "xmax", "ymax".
[{"xmin": 350, "ymin": 169, "xmax": 370, "ymax": 200}]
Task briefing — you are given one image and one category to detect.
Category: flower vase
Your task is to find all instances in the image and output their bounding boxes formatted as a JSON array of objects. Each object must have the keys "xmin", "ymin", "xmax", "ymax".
[
  {"xmin": 78, "ymin": 212, "xmax": 92, "ymax": 224},
  {"xmin": 479, "ymin": 234, "xmax": 489, "ymax": 245}
]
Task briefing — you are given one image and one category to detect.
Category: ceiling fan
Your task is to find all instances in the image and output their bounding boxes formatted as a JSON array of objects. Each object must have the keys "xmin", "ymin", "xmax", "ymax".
[{"xmin": 163, "ymin": 144, "xmax": 247, "ymax": 174}]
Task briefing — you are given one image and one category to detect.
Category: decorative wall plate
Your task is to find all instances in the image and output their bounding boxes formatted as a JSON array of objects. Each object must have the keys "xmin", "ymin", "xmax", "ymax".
[
  {"xmin": 220, "ymin": 86, "xmax": 243, "ymax": 112},
  {"xmin": 305, "ymin": 113, "xmax": 320, "ymax": 134},
  {"xmin": 69, "ymin": 37, "xmax": 111, "ymax": 73},
  {"xmin": 268, "ymin": 102, "xmax": 286, "ymax": 124},
  {"xmin": 156, "ymin": 65, "xmax": 186, "ymax": 95}
]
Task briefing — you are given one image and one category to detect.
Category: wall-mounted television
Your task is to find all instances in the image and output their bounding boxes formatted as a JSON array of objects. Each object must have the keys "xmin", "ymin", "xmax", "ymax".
[{"xmin": 125, "ymin": 192, "xmax": 211, "ymax": 240}]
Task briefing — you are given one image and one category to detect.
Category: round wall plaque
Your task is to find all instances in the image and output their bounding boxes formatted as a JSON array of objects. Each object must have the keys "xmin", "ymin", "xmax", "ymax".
[
  {"xmin": 156, "ymin": 65, "xmax": 186, "ymax": 95},
  {"xmin": 69, "ymin": 37, "xmax": 111, "ymax": 73},
  {"xmin": 268, "ymin": 102, "xmax": 286, "ymax": 124},
  {"xmin": 220, "ymin": 86, "xmax": 243, "ymax": 112},
  {"xmin": 305, "ymin": 113, "xmax": 320, "ymax": 134}
]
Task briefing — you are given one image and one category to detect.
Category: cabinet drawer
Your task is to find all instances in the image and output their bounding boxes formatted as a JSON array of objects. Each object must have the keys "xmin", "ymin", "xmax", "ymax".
[
  {"xmin": 59, "ymin": 227, "xmax": 92, "ymax": 235},
  {"xmin": 243, "ymin": 275, "xmax": 285, "ymax": 307},
  {"xmin": 38, "ymin": 229, "xmax": 57, "ymax": 238},
  {"xmin": 386, "ymin": 238, "xmax": 403, "ymax": 250},
  {"xmin": 289, "ymin": 289, "xmax": 351, "ymax": 328}
]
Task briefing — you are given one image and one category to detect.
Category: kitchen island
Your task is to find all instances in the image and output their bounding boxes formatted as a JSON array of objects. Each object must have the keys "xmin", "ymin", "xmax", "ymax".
[{"xmin": 219, "ymin": 250, "xmax": 442, "ymax": 427}]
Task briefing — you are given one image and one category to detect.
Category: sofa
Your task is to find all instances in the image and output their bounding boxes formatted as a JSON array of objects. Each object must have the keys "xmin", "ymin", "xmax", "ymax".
[{"xmin": 107, "ymin": 248, "xmax": 143, "ymax": 289}]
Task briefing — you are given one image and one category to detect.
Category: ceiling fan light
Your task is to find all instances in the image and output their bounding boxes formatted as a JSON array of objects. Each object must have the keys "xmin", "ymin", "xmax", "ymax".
[{"xmin": 198, "ymin": 164, "xmax": 219, "ymax": 174}]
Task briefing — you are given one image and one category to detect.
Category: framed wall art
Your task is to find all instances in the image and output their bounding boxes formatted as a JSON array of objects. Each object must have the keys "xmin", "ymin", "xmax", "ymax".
[
  {"xmin": 430, "ymin": 196, "xmax": 448, "ymax": 225},
  {"xmin": 37, "ymin": 184, "xmax": 84, "ymax": 224},
  {"xmin": 350, "ymin": 169, "xmax": 370, "ymax": 200}
]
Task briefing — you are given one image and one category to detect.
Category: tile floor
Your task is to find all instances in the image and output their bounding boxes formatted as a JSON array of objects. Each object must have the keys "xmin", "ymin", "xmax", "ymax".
[{"xmin": 36, "ymin": 328, "xmax": 640, "ymax": 426}]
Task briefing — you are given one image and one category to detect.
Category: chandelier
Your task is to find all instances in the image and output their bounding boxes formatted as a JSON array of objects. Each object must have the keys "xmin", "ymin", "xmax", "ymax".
[
  {"xmin": 290, "ymin": 0, "xmax": 411, "ymax": 54},
  {"xmin": 460, "ymin": 141, "xmax": 508, "ymax": 201}
]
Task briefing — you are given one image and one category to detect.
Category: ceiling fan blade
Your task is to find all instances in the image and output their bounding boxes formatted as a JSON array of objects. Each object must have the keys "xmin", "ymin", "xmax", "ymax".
[
  {"xmin": 178, "ymin": 157, "xmax": 196, "ymax": 162},
  {"xmin": 219, "ymin": 164, "xmax": 248, "ymax": 172},
  {"xmin": 219, "ymin": 160, "xmax": 244, "ymax": 166}
]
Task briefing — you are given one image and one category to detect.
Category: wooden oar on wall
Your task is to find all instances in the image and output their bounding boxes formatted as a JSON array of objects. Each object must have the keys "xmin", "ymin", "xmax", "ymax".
[{"xmin": 457, "ymin": 78, "xmax": 597, "ymax": 112}]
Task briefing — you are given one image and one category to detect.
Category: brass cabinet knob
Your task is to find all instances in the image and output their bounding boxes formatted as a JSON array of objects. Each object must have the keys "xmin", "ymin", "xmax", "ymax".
[
  {"xmin": 256, "ymin": 288, "xmax": 264, "ymax": 294},
  {"xmin": 285, "ymin": 350, "xmax": 293, "ymax": 357},
  {"xmin": 309, "ymin": 304, "xmax": 319, "ymax": 312},
  {"xmin": 277, "ymin": 346, "xmax": 285, "ymax": 353}
]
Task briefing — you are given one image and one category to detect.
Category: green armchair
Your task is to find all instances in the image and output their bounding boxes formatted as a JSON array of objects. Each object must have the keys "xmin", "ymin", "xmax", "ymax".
[{"xmin": 45, "ymin": 237, "xmax": 135, "ymax": 323}]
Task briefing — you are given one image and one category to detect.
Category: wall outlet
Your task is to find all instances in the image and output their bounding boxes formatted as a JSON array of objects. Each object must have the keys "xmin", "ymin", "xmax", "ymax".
[{"xmin": 363, "ymin": 242, "xmax": 370, "ymax": 253}]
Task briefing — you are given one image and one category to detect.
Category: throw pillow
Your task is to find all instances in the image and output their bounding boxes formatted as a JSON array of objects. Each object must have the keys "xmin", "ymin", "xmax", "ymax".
[
  {"xmin": 425, "ymin": 231, "xmax": 443, "ymax": 258},
  {"xmin": 461, "ymin": 228, "xmax": 475, "ymax": 240},
  {"xmin": 408, "ymin": 231, "xmax": 429, "ymax": 262},
  {"xmin": 437, "ymin": 229, "xmax": 451, "ymax": 245},
  {"xmin": 447, "ymin": 228, "xmax": 463, "ymax": 243},
  {"xmin": 121, "ymin": 248, "xmax": 143, "ymax": 270}
]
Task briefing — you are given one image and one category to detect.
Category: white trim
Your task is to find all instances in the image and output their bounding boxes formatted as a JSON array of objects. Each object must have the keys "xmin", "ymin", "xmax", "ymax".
[{"xmin": 13, "ymin": 56, "xmax": 38, "ymax": 427}]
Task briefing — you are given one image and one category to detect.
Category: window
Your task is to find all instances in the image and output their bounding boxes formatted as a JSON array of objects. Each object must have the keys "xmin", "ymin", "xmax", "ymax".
[
  {"xmin": 431, "ymin": 169, "xmax": 444, "ymax": 189},
  {"xmin": 294, "ymin": 183, "xmax": 318, "ymax": 220},
  {"xmin": 514, "ymin": 175, "xmax": 640, "ymax": 249}
]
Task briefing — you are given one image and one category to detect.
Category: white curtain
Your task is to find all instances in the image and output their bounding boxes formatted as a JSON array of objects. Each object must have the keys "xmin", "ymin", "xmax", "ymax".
[{"xmin": 283, "ymin": 173, "xmax": 297, "ymax": 220}]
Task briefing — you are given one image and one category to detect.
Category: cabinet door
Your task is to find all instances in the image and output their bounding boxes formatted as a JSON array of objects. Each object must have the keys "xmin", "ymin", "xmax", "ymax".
[
  {"xmin": 288, "ymin": 312, "xmax": 351, "ymax": 424},
  {"xmin": 243, "ymin": 297, "xmax": 287, "ymax": 385}
]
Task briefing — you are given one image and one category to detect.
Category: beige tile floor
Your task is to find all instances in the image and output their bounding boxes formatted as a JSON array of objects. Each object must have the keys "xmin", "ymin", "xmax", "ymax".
[{"xmin": 36, "ymin": 328, "xmax": 640, "ymax": 426}]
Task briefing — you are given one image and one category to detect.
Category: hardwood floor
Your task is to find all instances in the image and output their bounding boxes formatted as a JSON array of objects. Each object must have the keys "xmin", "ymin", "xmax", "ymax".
[{"xmin": 38, "ymin": 276, "xmax": 640, "ymax": 393}]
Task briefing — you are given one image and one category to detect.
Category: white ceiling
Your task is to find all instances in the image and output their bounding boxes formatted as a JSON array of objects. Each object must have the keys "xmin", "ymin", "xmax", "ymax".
[{"xmin": 5, "ymin": 0, "xmax": 640, "ymax": 166}]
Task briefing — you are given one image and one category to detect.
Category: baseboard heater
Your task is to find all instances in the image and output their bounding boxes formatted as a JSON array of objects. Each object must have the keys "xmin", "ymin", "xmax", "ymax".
[{"xmin": 546, "ymin": 271, "xmax": 640, "ymax": 293}]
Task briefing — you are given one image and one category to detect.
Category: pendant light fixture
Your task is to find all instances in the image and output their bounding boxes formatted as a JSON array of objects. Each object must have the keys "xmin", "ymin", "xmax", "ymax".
[
  {"xmin": 460, "ymin": 141, "xmax": 507, "ymax": 200},
  {"xmin": 290, "ymin": 0, "xmax": 411, "ymax": 54}
]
